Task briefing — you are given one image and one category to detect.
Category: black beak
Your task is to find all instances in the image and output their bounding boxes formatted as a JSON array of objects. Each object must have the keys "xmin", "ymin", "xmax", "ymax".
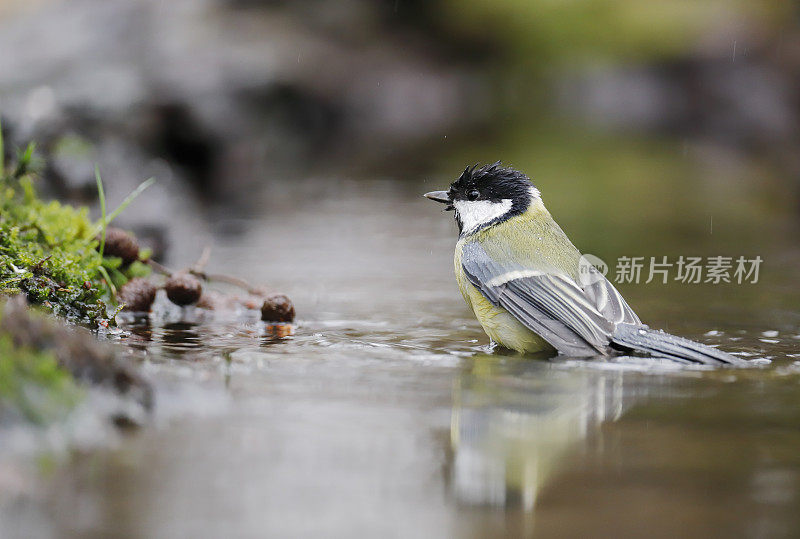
[
  {"xmin": 423, "ymin": 190, "xmax": 450, "ymax": 204},
  {"xmin": 424, "ymin": 190, "xmax": 454, "ymax": 208}
]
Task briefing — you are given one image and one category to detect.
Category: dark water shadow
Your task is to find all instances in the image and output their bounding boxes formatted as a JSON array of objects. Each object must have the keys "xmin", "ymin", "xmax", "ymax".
[{"xmin": 159, "ymin": 321, "xmax": 202, "ymax": 359}]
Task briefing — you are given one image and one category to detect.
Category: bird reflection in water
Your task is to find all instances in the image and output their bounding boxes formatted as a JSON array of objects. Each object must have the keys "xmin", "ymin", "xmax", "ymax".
[{"xmin": 448, "ymin": 354, "xmax": 630, "ymax": 511}]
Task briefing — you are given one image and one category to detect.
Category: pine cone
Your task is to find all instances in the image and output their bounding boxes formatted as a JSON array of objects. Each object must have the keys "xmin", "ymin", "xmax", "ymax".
[
  {"xmin": 117, "ymin": 278, "xmax": 157, "ymax": 312},
  {"xmin": 165, "ymin": 272, "xmax": 203, "ymax": 306},
  {"xmin": 100, "ymin": 228, "xmax": 140, "ymax": 265},
  {"xmin": 261, "ymin": 293, "xmax": 295, "ymax": 322}
]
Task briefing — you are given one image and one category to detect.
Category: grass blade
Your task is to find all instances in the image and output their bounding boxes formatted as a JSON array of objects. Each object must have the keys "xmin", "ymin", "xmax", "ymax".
[
  {"xmin": 95, "ymin": 166, "xmax": 107, "ymax": 258},
  {"xmin": 97, "ymin": 265, "xmax": 116, "ymax": 298},
  {"xmin": 92, "ymin": 177, "xmax": 155, "ymax": 236},
  {"xmin": 13, "ymin": 142, "xmax": 36, "ymax": 179},
  {"xmin": 0, "ymin": 116, "xmax": 4, "ymax": 174}
]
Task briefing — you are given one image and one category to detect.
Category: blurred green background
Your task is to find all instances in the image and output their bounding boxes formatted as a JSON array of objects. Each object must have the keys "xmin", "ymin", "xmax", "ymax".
[
  {"xmin": 3, "ymin": 2, "xmax": 800, "ymax": 537},
  {"xmin": 0, "ymin": 0, "xmax": 797, "ymax": 311}
]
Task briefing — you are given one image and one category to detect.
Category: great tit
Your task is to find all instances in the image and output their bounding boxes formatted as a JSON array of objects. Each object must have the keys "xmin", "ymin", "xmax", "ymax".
[{"xmin": 425, "ymin": 162, "xmax": 742, "ymax": 366}]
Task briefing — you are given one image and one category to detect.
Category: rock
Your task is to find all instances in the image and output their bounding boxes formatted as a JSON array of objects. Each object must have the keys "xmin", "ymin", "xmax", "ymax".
[
  {"xmin": 0, "ymin": 0, "xmax": 481, "ymax": 212},
  {"xmin": 0, "ymin": 296, "xmax": 153, "ymax": 413}
]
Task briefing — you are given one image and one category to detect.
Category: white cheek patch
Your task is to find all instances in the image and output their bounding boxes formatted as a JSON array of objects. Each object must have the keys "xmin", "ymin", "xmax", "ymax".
[{"xmin": 454, "ymin": 198, "xmax": 513, "ymax": 234}]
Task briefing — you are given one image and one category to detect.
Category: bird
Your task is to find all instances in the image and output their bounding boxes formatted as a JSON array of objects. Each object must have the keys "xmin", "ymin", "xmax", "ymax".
[{"xmin": 424, "ymin": 162, "xmax": 743, "ymax": 366}]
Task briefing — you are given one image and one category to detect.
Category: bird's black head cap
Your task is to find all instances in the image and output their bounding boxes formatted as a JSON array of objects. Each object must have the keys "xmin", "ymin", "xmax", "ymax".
[
  {"xmin": 448, "ymin": 161, "xmax": 537, "ymax": 211},
  {"xmin": 433, "ymin": 161, "xmax": 540, "ymax": 235}
]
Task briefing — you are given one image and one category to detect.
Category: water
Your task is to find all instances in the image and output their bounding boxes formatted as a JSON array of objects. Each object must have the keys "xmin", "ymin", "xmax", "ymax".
[{"xmin": 7, "ymin": 173, "xmax": 800, "ymax": 538}]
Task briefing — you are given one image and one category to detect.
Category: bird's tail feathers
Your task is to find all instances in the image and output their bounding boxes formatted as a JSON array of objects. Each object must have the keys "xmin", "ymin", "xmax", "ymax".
[{"xmin": 611, "ymin": 323, "xmax": 744, "ymax": 366}]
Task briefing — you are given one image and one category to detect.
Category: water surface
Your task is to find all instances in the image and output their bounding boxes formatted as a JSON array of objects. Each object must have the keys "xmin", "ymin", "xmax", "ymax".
[{"xmin": 13, "ymin": 172, "xmax": 800, "ymax": 538}]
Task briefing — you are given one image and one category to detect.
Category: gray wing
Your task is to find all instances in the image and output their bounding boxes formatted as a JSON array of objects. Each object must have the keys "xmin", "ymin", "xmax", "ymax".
[
  {"xmin": 462, "ymin": 242, "xmax": 635, "ymax": 356},
  {"xmin": 581, "ymin": 265, "xmax": 641, "ymax": 325}
]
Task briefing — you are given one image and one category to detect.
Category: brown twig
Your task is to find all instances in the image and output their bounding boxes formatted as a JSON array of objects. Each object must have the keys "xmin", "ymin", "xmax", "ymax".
[
  {"xmin": 146, "ymin": 258, "xmax": 172, "ymax": 276},
  {"xmin": 146, "ymin": 258, "xmax": 263, "ymax": 295},
  {"xmin": 193, "ymin": 245, "xmax": 212, "ymax": 272},
  {"xmin": 189, "ymin": 270, "xmax": 263, "ymax": 295}
]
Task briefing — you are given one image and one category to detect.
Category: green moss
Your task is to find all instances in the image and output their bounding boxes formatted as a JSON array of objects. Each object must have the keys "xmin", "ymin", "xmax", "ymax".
[
  {"xmin": 0, "ymin": 131, "xmax": 149, "ymax": 324},
  {"xmin": 0, "ymin": 127, "xmax": 154, "ymax": 425}
]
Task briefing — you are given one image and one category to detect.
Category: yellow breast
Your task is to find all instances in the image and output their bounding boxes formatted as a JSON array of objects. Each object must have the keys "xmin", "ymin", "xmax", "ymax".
[{"xmin": 454, "ymin": 238, "xmax": 554, "ymax": 354}]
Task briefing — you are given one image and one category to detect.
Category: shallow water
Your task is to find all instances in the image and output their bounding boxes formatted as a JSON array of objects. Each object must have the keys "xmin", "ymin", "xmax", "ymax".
[{"xmin": 9, "ymin": 173, "xmax": 800, "ymax": 538}]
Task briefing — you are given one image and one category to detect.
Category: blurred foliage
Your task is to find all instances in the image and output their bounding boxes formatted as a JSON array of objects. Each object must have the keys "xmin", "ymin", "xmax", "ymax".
[
  {"xmin": 0, "ymin": 129, "xmax": 149, "ymax": 324},
  {"xmin": 436, "ymin": 0, "xmax": 791, "ymax": 67},
  {"xmin": 436, "ymin": 119, "xmax": 792, "ymax": 254},
  {"xmin": 431, "ymin": 117, "xmax": 798, "ymax": 327},
  {"xmin": 0, "ymin": 329, "xmax": 81, "ymax": 425}
]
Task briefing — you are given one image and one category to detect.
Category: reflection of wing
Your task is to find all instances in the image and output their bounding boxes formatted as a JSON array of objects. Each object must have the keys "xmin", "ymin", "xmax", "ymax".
[
  {"xmin": 450, "ymin": 358, "xmax": 629, "ymax": 510},
  {"xmin": 462, "ymin": 241, "xmax": 626, "ymax": 356}
]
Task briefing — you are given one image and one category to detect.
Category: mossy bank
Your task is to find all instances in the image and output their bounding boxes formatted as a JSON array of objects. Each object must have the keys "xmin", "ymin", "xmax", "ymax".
[{"xmin": 0, "ymin": 129, "xmax": 151, "ymax": 426}]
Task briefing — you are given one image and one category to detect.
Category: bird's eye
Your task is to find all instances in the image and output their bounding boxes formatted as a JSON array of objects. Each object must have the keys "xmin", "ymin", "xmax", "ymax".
[{"xmin": 467, "ymin": 190, "xmax": 480, "ymax": 201}]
